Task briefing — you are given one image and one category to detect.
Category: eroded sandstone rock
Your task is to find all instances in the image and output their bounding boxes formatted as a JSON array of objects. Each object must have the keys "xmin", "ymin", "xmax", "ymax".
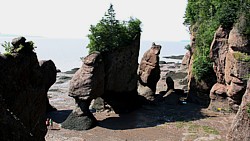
[
  {"xmin": 39, "ymin": 60, "xmax": 57, "ymax": 112},
  {"xmin": 210, "ymin": 26, "xmax": 230, "ymax": 83},
  {"xmin": 209, "ymin": 25, "xmax": 250, "ymax": 112},
  {"xmin": 138, "ymin": 42, "xmax": 161, "ymax": 101},
  {"xmin": 62, "ymin": 35, "xmax": 141, "ymax": 130},
  {"xmin": 227, "ymin": 78, "xmax": 250, "ymax": 141},
  {"xmin": 180, "ymin": 51, "xmax": 191, "ymax": 71},
  {"xmin": 0, "ymin": 37, "xmax": 56, "ymax": 141},
  {"xmin": 68, "ymin": 52, "xmax": 105, "ymax": 100},
  {"xmin": 62, "ymin": 52, "xmax": 104, "ymax": 130}
]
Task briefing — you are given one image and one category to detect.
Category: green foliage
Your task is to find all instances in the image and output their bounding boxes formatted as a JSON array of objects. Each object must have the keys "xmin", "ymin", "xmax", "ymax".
[
  {"xmin": 184, "ymin": 44, "xmax": 191, "ymax": 51},
  {"xmin": 184, "ymin": 0, "xmax": 244, "ymax": 27},
  {"xmin": 244, "ymin": 74, "xmax": 250, "ymax": 80},
  {"xmin": 202, "ymin": 126, "xmax": 219, "ymax": 135},
  {"xmin": 87, "ymin": 4, "xmax": 141, "ymax": 53},
  {"xmin": 175, "ymin": 121, "xmax": 219, "ymax": 135},
  {"xmin": 1, "ymin": 41, "xmax": 14, "ymax": 53},
  {"xmin": 215, "ymin": 1, "xmax": 239, "ymax": 28},
  {"xmin": 1, "ymin": 41, "xmax": 35, "ymax": 54},
  {"xmin": 192, "ymin": 52, "xmax": 213, "ymax": 81},
  {"xmin": 184, "ymin": 0, "xmax": 250, "ymax": 80},
  {"xmin": 236, "ymin": 12, "xmax": 250, "ymax": 36},
  {"xmin": 247, "ymin": 103, "xmax": 250, "ymax": 117},
  {"xmin": 191, "ymin": 20, "xmax": 217, "ymax": 80},
  {"xmin": 233, "ymin": 52, "xmax": 250, "ymax": 62},
  {"xmin": 3, "ymin": 52, "xmax": 12, "ymax": 57}
]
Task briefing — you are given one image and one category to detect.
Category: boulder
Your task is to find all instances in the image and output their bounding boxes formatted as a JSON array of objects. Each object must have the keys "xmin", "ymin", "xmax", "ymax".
[
  {"xmin": 227, "ymin": 78, "xmax": 250, "ymax": 141},
  {"xmin": 11, "ymin": 36, "xmax": 26, "ymax": 48},
  {"xmin": 165, "ymin": 76, "xmax": 174, "ymax": 91},
  {"xmin": 62, "ymin": 99, "xmax": 97, "ymax": 130},
  {"xmin": 138, "ymin": 42, "xmax": 161, "ymax": 101},
  {"xmin": 208, "ymin": 83, "xmax": 229, "ymax": 111},
  {"xmin": 0, "ymin": 37, "xmax": 56, "ymax": 141}
]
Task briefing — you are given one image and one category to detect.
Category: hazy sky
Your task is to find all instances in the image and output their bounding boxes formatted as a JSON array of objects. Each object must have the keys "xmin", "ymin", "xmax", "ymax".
[{"xmin": 0, "ymin": 0, "xmax": 189, "ymax": 41}]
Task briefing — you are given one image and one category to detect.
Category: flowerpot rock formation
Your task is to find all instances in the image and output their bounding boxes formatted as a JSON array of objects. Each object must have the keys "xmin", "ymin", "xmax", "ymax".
[
  {"xmin": 137, "ymin": 42, "xmax": 161, "ymax": 102},
  {"xmin": 62, "ymin": 36, "xmax": 140, "ymax": 130}
]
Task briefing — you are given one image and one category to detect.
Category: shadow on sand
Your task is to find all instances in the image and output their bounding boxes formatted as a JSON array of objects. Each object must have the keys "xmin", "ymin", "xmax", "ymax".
[
  {"xmin": 47, "ymin": 110, "xmax": 72, "ymax": 123},
  {"xmin": 47, "ymin": 91, "xmax": 213, "ymax": 131}
]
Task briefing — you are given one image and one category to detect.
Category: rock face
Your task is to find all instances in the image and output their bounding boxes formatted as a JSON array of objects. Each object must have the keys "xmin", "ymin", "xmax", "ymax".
[
  {"xmin": 62, "ymin": 36, "xmax": 140, "ymax": 130},
  {"xmin": 210, "ymin": 26, "xmax": 230, "ymax": 84},
  {"xmin": 0, "ymin": 37, "xmax": 56, "ymax": 141},
  {"xmin": 180, "ymin": 51, "xmax": 191, "ymax": 70},
  {"xmin": 137, "ymin": 42, "xmax": 161, "ymax": 101},
  {"xmin": 209, "ymin": 25, "xmax": 250, "ymax": 112},
  {"xmin": 227, "ymin": 78, "xmax": 250, "ymax": 141},
  {"xmin": 208, "ymin": 26, "xmax": 231, "ymax": 111},
  {"xmin": 187, "ymin": 69, "xmax": 216, "ymax": 107},
  {"xmin": 225, "ymin": 26, "xmax": 250, "ymax": 111},
  {"xmin": 186, "ymin": 31, "xmax": 217, "ymax": 107}
]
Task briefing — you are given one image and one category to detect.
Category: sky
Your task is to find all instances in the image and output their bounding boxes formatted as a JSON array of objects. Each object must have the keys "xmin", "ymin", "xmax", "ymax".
[{"xmin": 0, "ymin": 0, "xmax": 189, "ymax": 41}]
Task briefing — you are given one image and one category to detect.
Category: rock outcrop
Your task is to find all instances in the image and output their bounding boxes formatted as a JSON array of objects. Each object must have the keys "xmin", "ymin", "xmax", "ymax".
[
  {"xmin": 227, "ymin": 78, "xmax": 250, "ymax": 141},
  {"xmin": 210, "ymin": 26, "xmax": 230, "ymax": 84},
  {"xmin": 39, "ymin": 60, "xmax": 57, "ymax": 112},
  {"xmin": 68, "ymin": 52, "xmax": 105, "ymax": 100},
  {"xmin": 208, "ymin": 26, "xmax": 231, "ymax": 111},
  {"xmin": 209, "ymin": 25, "xmax": 250, "ymax": 112},
  {"xmin": 62, "ymin": 52, "xmax": 104, "ymax": 130},
  {"xmin": 0, "ymin": 37, "xmax": 57, "ymax": 141},
  {"xmin": 102, "ymin": 36, "xmax": 140, "ymax": 112},
  {"xmin": 180, "ymin": 51, "xmax": 191, "ymax": 70},
  {"xmin": 186, "ymin": 32, "xmax": 217, "ymax": 107},
  {"xmin": 62, "ymin": 35, "xmax": 140, "ymax": 130},
  {"xmin": 137, "ymin": 42, "xmax": 161, "ymax": 101}
]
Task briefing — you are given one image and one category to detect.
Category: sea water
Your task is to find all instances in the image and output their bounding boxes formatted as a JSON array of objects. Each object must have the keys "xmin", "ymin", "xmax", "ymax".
[{"xmin": 0, "ymin": 37, "xmax": 189, "ymax": 72}]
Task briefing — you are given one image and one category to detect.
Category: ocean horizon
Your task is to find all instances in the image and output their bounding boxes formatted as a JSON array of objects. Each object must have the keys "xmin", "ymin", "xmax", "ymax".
[{"xmin": 0, "ymin": 37, "xmax": 189, "ymax": 72}]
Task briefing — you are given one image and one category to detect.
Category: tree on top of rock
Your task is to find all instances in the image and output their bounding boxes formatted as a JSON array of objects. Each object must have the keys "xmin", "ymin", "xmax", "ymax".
[{"xmin": 87, "ymin": 4, "xmax": 142, "ymax": 53}]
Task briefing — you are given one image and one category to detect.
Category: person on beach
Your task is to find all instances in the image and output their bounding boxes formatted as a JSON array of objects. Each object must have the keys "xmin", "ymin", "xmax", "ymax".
[
  {"xmin": 46, "ymin": 118, "xmax": 54, "ymax": 129},
  {"xmin": 49, "ymin": 118, "xmax": 53, "ymax": 129}
]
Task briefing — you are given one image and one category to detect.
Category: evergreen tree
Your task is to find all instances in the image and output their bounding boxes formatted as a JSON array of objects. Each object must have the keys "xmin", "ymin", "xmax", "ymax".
[{"xmin": 87, "ymin": 4, "xmax": 141, "ymax": 53}]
